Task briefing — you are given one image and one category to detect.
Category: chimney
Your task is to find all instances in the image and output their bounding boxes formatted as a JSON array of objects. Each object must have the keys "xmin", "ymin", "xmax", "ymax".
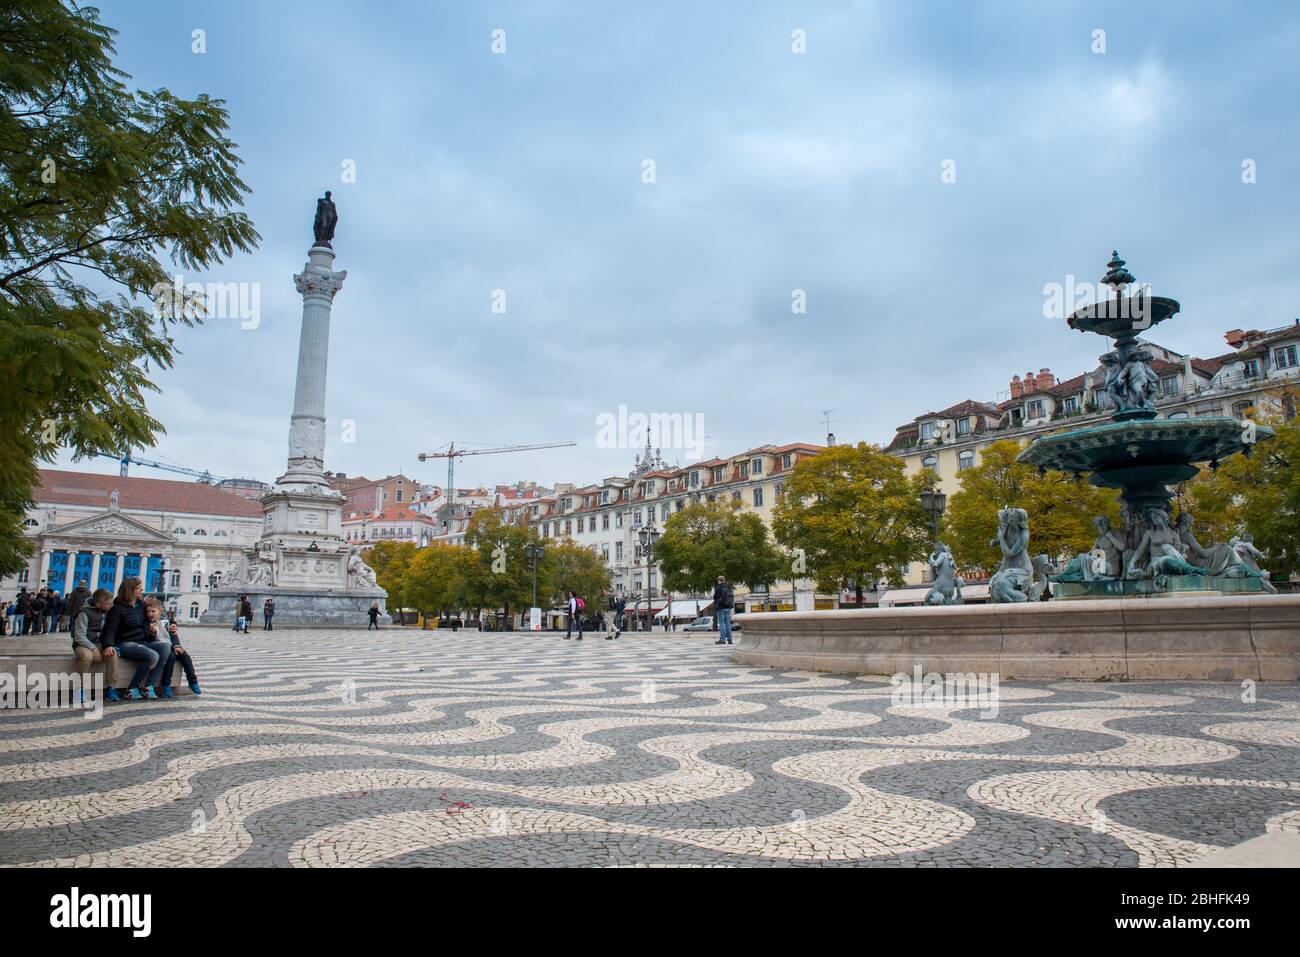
[
  {"xmin": 826, "ymin": 432, "xmax": 836, "ymax": 447},
  {"xmin": 1010, "ymin": 375, "xmax": 1023, "ymax": 399},
  {"xmin": 1022, "ymin": 371, "xmax": 1037, "ymax": 395},
  {"xmin": 1037, "ymin": 368, "xmax": 1056, "ymax": 389}
]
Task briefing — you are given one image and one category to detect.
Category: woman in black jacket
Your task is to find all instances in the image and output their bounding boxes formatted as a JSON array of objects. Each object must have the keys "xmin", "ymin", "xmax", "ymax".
[{"xmin": 98, "ymin": 578, "xmax": 171, "ymax": 700}]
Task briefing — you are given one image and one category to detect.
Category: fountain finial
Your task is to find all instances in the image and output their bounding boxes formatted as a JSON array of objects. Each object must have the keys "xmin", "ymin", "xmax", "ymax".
[{"xmin": 1101, "ymin": 250, "xmax": 1135, "ymax": 293}]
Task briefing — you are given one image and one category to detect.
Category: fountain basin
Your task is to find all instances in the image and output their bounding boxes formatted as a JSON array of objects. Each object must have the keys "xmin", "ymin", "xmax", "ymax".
[
  {"xmin": 1067, "ymin": 294, "xmax": 1181, "ymax": 339},
  {"xmin": 732, "ymin": 597, "xmax": 1300, "ymax": 680},
  {"xmin": 1018, "ymin": 416, "xmax": 1269, "ymax": 476}
]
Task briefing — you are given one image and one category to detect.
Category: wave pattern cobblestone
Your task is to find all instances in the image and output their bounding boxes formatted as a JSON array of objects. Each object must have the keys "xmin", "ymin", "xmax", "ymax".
[{"xmin": 1, "ymin": 627, "xmax": 1297, "ymax": 867}]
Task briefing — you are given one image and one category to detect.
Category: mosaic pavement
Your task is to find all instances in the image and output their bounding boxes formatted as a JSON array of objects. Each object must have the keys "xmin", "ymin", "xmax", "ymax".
[{"xmin": 1, "ymin": 627, "xmax": 1298, "ymax": 867}]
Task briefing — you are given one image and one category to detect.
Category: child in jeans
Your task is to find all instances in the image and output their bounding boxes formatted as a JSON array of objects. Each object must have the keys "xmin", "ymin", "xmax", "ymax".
[{"xmin": 146, "ymin": 598, "xmax": 202, "ymax": 697}]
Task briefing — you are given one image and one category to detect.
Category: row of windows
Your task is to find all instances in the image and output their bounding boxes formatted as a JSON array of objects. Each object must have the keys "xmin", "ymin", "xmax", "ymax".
[
  {"xmin": 538, "ymin": 484, "xmax": 785, "ymax": 539},
  {"xmin": 548, "ymin": 455, "xmax": 798, "ymax": 516}
]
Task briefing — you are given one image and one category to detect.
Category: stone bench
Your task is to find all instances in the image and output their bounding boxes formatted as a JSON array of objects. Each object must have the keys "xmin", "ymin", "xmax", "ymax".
[{"xmin": 1, "ymin": 636, "xmax": 190, "ymax": 707}]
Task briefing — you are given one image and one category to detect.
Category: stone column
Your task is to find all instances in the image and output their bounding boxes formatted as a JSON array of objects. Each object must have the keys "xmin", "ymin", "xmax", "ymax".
[
  {"xmin": 280, "ymin": 245, "xmax": 347, "ymax": 490},
  {"xmin": 66, "ymin": 550, "xmax": 79, "ymax": 589},
  {"xmin": 111, "ymin": 552, "xmax": 124, "ymax": 594},
  {"xmin": 90, "ymin": 550, "xmax": 103, "ymax": 590},
  {"xmin": 38, "ymin": 547, "xmax": 52, "ymax": 589}
]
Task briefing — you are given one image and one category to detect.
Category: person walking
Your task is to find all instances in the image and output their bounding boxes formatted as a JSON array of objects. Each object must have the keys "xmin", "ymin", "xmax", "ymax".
[
  {"xmin": 238, "ymin": 595, "xmax": 253, "ymax": 634},
  {"xmin": 263, "ymin": 597, "xmax": 275, "ymax": 631},
  {"xmin": 99, "ymin": 578, "xmax": 171, "ymax": 700},
  {"xmin": 71, "ymin": 588, "xmax": 115, "ymax": 703},
  {"xmin": 712, "ymin": 575, "xmax": 735, "ymax": 645},
  {"xmin": 367, "ymin": 602, "xmax": 380, "ymax": 630}
]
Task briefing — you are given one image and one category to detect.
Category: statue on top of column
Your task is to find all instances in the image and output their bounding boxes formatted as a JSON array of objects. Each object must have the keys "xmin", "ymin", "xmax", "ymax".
[{"xmin": 313, "ymin": 191, "xmax": 338, "ymax": 247}]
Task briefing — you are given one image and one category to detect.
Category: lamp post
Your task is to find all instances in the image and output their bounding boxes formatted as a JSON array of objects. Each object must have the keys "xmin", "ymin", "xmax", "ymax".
[
  {"xmin": 523, "ymin": 542, "xmax": 544, "ymax": 613},
  {"xmin": 920, "ymin": 489, "xmax": 947, "ymax": 544},
  {"xmin": 638, "ymin": 522, "xmax": 659, "ymax": 631}
]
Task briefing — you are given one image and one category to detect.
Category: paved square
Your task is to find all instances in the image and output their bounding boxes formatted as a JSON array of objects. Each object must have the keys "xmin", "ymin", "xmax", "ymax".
[{"xmin": 2, "ymin": 627, "xmax": 1298, "ymax": 867}]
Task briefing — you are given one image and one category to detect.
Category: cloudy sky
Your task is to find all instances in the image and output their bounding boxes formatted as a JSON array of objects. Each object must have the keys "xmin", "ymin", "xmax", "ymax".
[{"xmin": 60, "ymin": 0, "xmax": 1300, "ymax": 491}]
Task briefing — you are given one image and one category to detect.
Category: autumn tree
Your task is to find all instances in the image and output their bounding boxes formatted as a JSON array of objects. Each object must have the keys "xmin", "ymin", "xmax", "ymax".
[
  {"xmin": 653, "ymin": 498, "xmax": 786, "ymax": 595},
  {"xmin": 1183, "ymin": 413, "xmax": 1300, "ymax": 580},
  {"xmin": 365, "ymin": 541, "xmax": 418, "ymax": 624},
  {"xmin": 540, "ymin": 540, "xmax": 612, "ymax": 612},
  {"xmin": 462, "ymin": 507, "xmax": 537, "ymax": 625},
  {"xmin": 771, "ymin": 442, "xmax": 934, "ymax": 605},
  {"xmin": 941, "ymin": 440, "xmax": 1121, "ymax": 571},
  {"xmin": 405, "ymin": 542, "xmax": 474, "ymax": 621},
  {"xmin": 1, "ymin": 1, "xmax": 259, "ymax": 574}
]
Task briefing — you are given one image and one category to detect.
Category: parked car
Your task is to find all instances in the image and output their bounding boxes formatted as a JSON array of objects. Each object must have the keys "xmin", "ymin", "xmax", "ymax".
[{"xmin": 682, "ymin": 615, "xmax": 740, "ymax": 633}]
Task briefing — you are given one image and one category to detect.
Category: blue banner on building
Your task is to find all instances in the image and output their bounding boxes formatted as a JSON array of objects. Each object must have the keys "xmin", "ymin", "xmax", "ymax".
[
  {"xmin": 97, "ymin": 553, "xmax": 118, "ymax": 592},
  {"xmin": 73, "ymin": 553, "xmax": 94, "ymax": 591},
  {"xmin": 47, "ymin": 550, "xmax": 68, "ymax": 595}
]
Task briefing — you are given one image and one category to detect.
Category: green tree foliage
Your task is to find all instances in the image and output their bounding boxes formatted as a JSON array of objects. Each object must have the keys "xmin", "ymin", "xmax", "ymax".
[
  {"xmin": 0, "ymin": 1, "xmax": 259, "ymax": 575},
  {"xmin": 1184, "ymin": 413, "xmax": 1300, "ymax": 580},
  {"xmin": 365, "ymin": 541, "xmax": 417, "ymax": 622},
  {"xmin": 771, "ymin": 442, "xmax": 934, "ymax": 604},
  {"xmin": 653, "ymin": 498, "xmax": 785, "ymax": 595},
  {"xmin": 462, "ymin": 507, "xmax": 536, "ymax": 622},
  {"xmin": 540, "ymin": 539, "xmax": 611, "ymax": 611},
  {"xmin": 941, "ymin": 440, "xmax": 1121, "ymax": 570},
  {"xmin": 405, "ymin": 542, "xmax": 473, "ymax": 619}
]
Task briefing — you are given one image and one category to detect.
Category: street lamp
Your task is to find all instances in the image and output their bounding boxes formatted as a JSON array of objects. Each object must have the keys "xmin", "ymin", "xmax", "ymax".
[
  {"xmin": 638, "ymin": 522, "xmax": 659, "ymax": 631},
  {"xmin": 523, "ymin": 541, "xmax": 545, "ymax": 612},
  {"xmin": 920, "ymin": 489, "xmax": 947, "ymax": 542}
]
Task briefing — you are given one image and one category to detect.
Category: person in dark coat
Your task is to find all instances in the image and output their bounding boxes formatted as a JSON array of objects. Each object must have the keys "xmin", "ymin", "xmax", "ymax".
[
  {"xmin": 66, "ymin": 581, "xmax": 90, "ymax": 629},
  {"xmin": 263, "ymin": 597, "xmax": 275, "ymax": 631},
  {"xmin": 367, "ymin": 602, "xmax": 380, "ymax": 630},
  {"xmin": 99, "ymin": 578, "xmax": 171, "ymax": 700},
  {"xmin": 238, "ymin": 595, "xmax": 253, "ymax": 634},
  {"xmin": 712, "ymin": 575, "xmax": 735, "ymax": 645}
]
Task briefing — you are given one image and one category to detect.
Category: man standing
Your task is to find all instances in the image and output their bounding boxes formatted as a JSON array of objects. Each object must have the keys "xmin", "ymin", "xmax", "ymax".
[
  {"xmin": 30, "ymin": 589, "xmax": 46, "ymax": 634},
  {"xmin": 264, "ymin": 597, "xmax": 275, "ymax": 631},
  {"xmin": 16, "ymin": 589, "xmax": 31, "ymax": 635},
  {"xmin": 564, "ymin": 591, "xmax": 583, "ymax": 640},
  {"xmin": 712, "ymin": 575, "xmax": 735, "ymax": 645},
  {"xmin": 66, "ymin": 580, "xmax": 90, "ymax": 630}
]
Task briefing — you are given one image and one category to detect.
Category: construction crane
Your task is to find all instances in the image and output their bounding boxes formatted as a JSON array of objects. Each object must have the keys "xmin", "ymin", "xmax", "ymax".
[
  {"xmin": 417, "ymin": 441, "xmax": 577, "ymax": 521},
  {"xmin": 96, "ymin": 451, "xmax": 225, "ymax": 484}
]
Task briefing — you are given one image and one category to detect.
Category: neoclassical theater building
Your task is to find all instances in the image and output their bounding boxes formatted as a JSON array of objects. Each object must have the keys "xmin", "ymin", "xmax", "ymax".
[{"xmin": 3, "ymin": 469, "xmax": 262, "ymax": 622}]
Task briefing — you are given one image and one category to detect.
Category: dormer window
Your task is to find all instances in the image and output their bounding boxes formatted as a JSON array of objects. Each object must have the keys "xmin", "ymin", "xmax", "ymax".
[
  {"xmin": 956, "ymin": 418, "xmax": 971, "ymax": 437},
  {"xmin": 920, "ymin": 421, "xmax": 940, "ymax": 441},
  {"xmin": 1025, "ymin": 399, "xmax": 1045, "ymax": 420},
  {"xmin": 712, "ymin": 467, "xmax": 724, "ymax": 483},
  {"xmin": 750, "ymin": 458, "xmax": 763, "ymax": 475}
]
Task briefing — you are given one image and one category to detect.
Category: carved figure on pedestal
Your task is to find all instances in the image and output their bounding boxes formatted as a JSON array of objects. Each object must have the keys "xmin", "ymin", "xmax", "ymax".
[
  {"xmin": 988, "ymin": 507, "xmax": 1036, "ymax": 603},
  {"xmin": 1126, "ymin": 509, "xmax": 1209, "ymax": 582},
  {"xmin": 313, "ymin": 191, "xmax": 338, "ymax": 247},
  {"xmin": 1054, "ymin": 515, "xmax": 1127, "ymax": 582},
  {"xmin": 1229, "ymin": 533, "xmax": 1276, "ymax": 592},
  {"xmin": 923, "ymin": 543, "xmax": 964, "ymax": 606},
  {"xmin": 346, "ymin": 548, "xmax": 378, "ymax": 589},
  {"xmin": 1115, "ymin": 345, "xmax": 1159, "ymax": 414},
  {"xmin": 1174, "ymin": 512, "xmax": 1255, "ymax": 579}
]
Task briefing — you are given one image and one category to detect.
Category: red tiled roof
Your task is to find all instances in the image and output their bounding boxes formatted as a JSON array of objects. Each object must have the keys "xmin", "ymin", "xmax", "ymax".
[{"xmin": 36, "ymin": 469, "xmax": 262, "ymax": 517}]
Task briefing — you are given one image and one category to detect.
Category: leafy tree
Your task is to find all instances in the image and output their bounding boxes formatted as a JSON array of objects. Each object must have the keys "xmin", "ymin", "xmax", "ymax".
[
  {"xmin": 463, "ymin": 507, "xmax": 536, "ymax": 625},
  {"xmin": 0, "ymin": 1, "xmax": 259, "ymax": 575},
  {"xmin": 771, "ymin": 441, "xmax": 934, "ymax": 605},
  {"xmin": 365, "ymin": 541, "xmax": 418, "ymax": 624},
  {"xmin": 942, "ymin": 440, "xmax": 1121, "ymax": 571},
  {"xmin": 540, "ymin": 539, "xmax": 611, "ymax": 612},
  {"xmin": 405, "ymin": 542, "xmax": 473, "ymax": 620},
  {"xmin": 654, "ymin": 498, "xmax": 786, "ymax": 595},
  {"xmin": 1184, "ymin": 413, "xmax": 1300, "ymax": 580}
]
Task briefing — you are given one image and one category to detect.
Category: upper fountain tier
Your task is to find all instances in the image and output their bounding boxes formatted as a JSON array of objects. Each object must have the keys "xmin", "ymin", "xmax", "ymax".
[{"xmin": 1066, "ymin": 251, "xmax": 1180, "ymax": 341}]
